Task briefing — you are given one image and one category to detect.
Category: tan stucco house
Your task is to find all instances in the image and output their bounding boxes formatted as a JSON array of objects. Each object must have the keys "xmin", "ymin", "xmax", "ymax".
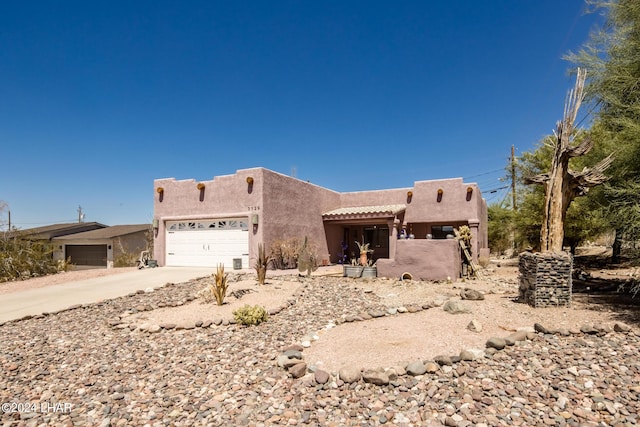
[
  {"xmin": 52, "ymin": 224, "xmax": 150, "ymax": 268},
  {"xmin": 13, "ymin": 222, "xmax": 150, "ymax": 268},
  {"xmin": 153, "ymin": 167, "xmax": 488, "ymax": 281}
]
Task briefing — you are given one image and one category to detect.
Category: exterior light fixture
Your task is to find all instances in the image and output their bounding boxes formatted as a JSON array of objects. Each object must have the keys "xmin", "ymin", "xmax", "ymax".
[
  {"xmin": 407, "ymin": 191, "xmax": 413, "ymax": 197},
  {"xmin": 251, "ymin": 214, "xmax": 259, "ymax": 225},
  {"xmin": 156, "ymin": 187, "xmax": 164, "ymax": 194},
  {"xmin": 152, "ymin": 218, "xmax": 159, "ymax": 230},
  {"xmin": 246, "ymin": 177, "xmax": 254, "ymax": 185},
  {"xmin": 437, "ymin": 188, "xmax": 443, "ymax": 195},
  {"xmin": 197, "ymin": 183, "xmax": 205, "ymax": 190}
]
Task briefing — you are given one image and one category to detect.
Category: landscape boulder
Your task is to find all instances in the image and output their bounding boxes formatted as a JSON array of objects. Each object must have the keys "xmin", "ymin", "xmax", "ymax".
[
  {"xmin": 460, "ymin": 288, "xmax": 485, "ymax": 300},
  {"xmin": 443, "ymin": 300, "xmax": 471, "ymax": 314},
  {"xmin": 486, "ymin": 337, "xmax": 506, "ymax": 350},
  {"xmin": 338, "ymin": 366, "xmax": 362, "ymax": 383}
]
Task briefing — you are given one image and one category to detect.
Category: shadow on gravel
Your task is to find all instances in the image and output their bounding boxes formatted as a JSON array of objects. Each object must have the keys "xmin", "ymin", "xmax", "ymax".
[{"xmin": 572, "ymin": 252, "xmax": 640, "ymax": 327}]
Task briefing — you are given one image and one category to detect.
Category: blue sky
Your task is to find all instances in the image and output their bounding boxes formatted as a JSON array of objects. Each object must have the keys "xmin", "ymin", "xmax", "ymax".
[{"xmin": 0, "ymin": 1, "xmax": 603, "ymax": 229}]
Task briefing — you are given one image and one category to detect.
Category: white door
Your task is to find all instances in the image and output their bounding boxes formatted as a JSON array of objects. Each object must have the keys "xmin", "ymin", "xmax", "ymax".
[{"xmin": 165, "ymin": 219, "xmax": 249, "ymax": 268}]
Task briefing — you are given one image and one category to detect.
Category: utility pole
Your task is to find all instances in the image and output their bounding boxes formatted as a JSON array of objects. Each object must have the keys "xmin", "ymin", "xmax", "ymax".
[
  {"xmin": 77, "ymin": 206, "xmax": 84, "ymax": 223},
  {"xmin": 511, "ymin": 145, "xmax": 517, "ymax": 211}
]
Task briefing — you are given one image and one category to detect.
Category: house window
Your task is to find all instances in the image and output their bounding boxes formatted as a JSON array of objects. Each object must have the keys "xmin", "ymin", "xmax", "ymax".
[{"xmin": 431, "ymin": 225, "xmax": 454, "ymax": 239}]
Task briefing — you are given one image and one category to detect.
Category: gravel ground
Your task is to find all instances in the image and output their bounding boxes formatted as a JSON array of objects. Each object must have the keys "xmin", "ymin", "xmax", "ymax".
[{"xmin": 1, "ymin": 268, "xmax": 640, "ymax": 426}]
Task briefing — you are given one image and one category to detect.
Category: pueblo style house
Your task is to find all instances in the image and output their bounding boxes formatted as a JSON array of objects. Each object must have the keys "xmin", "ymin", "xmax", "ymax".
[{"xmin": 153, "ymin": 167, "xmax": 488, "ymax": 281}]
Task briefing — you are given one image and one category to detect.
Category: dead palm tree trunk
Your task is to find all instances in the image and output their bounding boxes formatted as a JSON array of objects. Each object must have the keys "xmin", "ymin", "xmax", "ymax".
[{"xmin": 526, "ymin": 68, "xmax": 613, "ymax": 252}]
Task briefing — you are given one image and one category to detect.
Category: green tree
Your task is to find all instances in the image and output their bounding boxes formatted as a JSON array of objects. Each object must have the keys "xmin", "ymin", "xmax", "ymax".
[
  {"xmin": 487, "ymin": 204, "xmax": 515, "ymax": 255},
  {"xmin": 566, "ymin": 0, "xmax": 640, "ymax": 260},
  {"xmin": 0, "ymin": 200, "xmax": 8, "ymax": 231}
]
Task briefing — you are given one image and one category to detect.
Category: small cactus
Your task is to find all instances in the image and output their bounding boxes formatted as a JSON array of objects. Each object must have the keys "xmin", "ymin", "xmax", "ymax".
[{"xmin": 297, "ymin": 236, "xmax": 318, "ymax": 276}]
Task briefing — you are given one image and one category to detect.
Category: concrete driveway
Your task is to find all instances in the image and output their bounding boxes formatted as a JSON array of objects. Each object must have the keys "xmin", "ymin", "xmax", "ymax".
[{"xmin": 0, "ymin": 267, "xmax": 220, "ymax": 324}]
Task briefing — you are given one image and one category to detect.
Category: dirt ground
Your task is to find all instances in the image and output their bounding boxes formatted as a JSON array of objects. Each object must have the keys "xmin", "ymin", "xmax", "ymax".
[{"xmin": 303, "ymin": 255, "xmax": 640, "ymax": 372}]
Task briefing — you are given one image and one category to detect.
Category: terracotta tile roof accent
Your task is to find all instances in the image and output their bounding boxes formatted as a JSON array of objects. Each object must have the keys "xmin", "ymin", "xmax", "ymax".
[{"xmin": 322, "ymin": 204, "xmax": 406, "ymax": 219}]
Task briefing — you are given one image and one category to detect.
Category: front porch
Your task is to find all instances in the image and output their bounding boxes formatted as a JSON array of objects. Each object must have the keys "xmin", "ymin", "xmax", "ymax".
[
  {"xmin": 322, "ymin": 204, "xmax": 469, "ymax": 281},
  {"xmin": 322, "ymin": 204, "xmax": 405, "ymax": 266}
]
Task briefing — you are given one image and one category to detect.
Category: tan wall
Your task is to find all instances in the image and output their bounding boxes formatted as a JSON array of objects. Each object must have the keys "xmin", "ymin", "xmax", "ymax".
[
  {"xmin": 404, "ymin": 179, "xmax": 481, "ymax": 223},
  {"xmin": 261, "ymin": 169, "xmax": 340, "ymax": 264},
  {"xmin": 113, "ymin": 232, "xmax": 150, "ymax": 263},
  {"xmin": 377, "ymin": 239, "xmax": 461, "ymax": 281},
  {"xmin": 339, "ymin": 188, "xmax": 410, "ymax": 207},
  {"xmin": 153, "ymin": 167, "xmax": 264, "ymax": 265}
]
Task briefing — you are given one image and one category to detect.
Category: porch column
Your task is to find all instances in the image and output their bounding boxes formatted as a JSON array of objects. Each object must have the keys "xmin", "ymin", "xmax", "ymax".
[
  {"xmin": 388, "ymin": 218, "xmax": 400, "ymax": 259},
  {"xmin": 468, "ymin": 218, "xmax": 480, "ymax": 263}
]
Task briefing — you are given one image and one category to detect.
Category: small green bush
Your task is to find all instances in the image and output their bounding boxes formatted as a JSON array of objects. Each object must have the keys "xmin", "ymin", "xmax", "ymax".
[{"xmin": 233, "ymin": 304, "xmax": 268, "ymax": 326}]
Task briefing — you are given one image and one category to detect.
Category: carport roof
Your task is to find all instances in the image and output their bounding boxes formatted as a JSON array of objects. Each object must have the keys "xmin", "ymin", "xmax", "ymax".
[
  {"xmin": 322, "ymin": 204, "xmax": 406, "ymax": 221},
  {"xmin": 10, "ymin": 222, "xmax": 108, "ymax": 240},
  {"xmin": 53, "ymin": 224, "xmax": 150, "ymax": 240}
]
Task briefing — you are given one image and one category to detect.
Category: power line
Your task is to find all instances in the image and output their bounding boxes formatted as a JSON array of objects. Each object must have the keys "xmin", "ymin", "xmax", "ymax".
[
  {"xmin": 485, "ymin": 185, "xmax": 510, "ymax": 194},
  {"xmin": 463, "ymin": 168, "xmax": 506, "ymax": 180},
  {"xmin": 9, "ymin": 219, "xmax": 78, "ymax": 226}
]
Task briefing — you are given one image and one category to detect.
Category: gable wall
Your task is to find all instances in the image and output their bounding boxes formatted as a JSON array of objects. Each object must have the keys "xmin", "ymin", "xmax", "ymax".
[{"xmin": 261, "ymin": 169, "xmax": 340, "ymax": 264}]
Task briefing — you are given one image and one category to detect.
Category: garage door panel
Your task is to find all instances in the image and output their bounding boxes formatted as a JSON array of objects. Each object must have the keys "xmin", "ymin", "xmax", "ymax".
[
  {"xmin": 66, "ymin": 245, "xmax": 107, "ymax": 267},
  {"xmin": 165, "ymin": 220, "xmax": 249, "ymax": 268}
]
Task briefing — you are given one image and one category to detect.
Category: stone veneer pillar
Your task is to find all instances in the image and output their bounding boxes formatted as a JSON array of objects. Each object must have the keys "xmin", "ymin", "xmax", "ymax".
[{"xmin": 518, "ymin": 251, "xmax": 572, "ymax": 307}]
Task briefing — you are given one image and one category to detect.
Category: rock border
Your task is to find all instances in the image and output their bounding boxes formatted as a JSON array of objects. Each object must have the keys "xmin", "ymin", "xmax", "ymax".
[
  {"xmin": 107, "ymin": 282, "xmax": 308, "ymax": 332},
  {"xmin": 276, "ymin": 307, "xmax": 636, "ymax": 387}
]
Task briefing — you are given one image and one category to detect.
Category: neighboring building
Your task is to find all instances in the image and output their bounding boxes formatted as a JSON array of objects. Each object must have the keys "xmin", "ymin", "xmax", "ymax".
[
  {"xmin": 52, "ymin": 224, "xmax": 150, "ymax": 268},
  {"xmin": 153, "ymin": 167, "xmax": 488, "ymax": 281},
  {"xmin": 13, "ymin": 222, "xmax": 108, "ymax": 241}
]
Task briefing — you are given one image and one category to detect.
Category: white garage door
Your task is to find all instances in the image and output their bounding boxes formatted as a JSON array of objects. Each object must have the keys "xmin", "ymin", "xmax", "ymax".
[{"xmin": 165, "ymin": 219, "xmax": 249, "ymax": 268}]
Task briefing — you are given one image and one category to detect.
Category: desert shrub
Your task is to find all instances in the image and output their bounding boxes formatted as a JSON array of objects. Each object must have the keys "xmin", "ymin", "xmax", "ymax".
[
  {"xmin": 254, "ymin": 243, "xmax": 272, "ymax": 285},
  {"xmin": 270, "ymin": 236, "xmax": 319, "ymax": 270},
  {"xmin": 114, "ymin": 252, "xmax": 139, "ymax": 267},
  {"xmin": 270, "ymin": 237, "xmax": 302, "ymax": 269},
  {"xmin": 233, "ymin": 304, "xmax": 268, "ymax": 326},
  {"xmin": 196, "ymin": 264, "xmax": 229, "ymax": 305},
  {"xmin": 114, "ymin": 236, "xmax": 151, "ymax": 267},
  {"xmin": 0, "ymin": 236, "xmax": 62, "ymax": 282}
]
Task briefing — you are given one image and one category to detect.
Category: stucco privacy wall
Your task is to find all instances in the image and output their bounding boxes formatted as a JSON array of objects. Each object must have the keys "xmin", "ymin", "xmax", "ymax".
[{"xmin": 377, "ymin": 239, "xmax": 462, "ymax": 281}]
